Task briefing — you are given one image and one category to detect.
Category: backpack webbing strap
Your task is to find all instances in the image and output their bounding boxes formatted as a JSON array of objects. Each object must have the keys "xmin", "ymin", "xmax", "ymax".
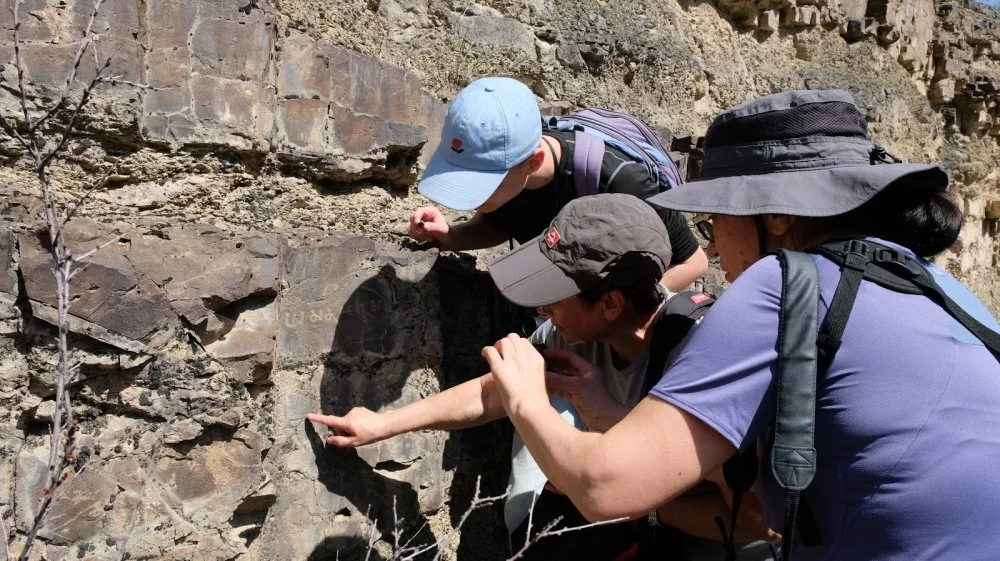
[
  {"xmin": 771, "ymin": 250, "xmax": 820, "ymax": 561},
  {"xmin": 814, "ymin": 240, "xmax": 1000, "ymax": 357},
  {"xmin": 571, "ymin": 130, "xmax": 604, "ymax": 198},
  {"xmin": 813, "ymin": 242, "xmax": 868, "ymax": 377}
]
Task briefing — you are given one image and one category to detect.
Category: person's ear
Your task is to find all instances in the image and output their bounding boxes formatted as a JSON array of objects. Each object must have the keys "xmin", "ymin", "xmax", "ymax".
[
  {"xmin": 524, "ymin": 147, "xmax": 546, "ymax": 175},
  {"xmin": 601, "ymin": 290, "xmax": 626, "ymax": 322}
]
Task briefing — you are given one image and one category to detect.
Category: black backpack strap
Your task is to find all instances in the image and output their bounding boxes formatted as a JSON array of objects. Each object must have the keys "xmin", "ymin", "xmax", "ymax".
[
  {"xmin": 771, "ymin": 249, "xmax": 821, "ymax": 561},
  {"xmin": 642, "ymin": 291, "xmax": 714, "ymax": 394},
  {"xmin": 813, "ymin": 240, "xmax": 868, "ymax": 375},
  {"xmin": 814, "ymin": 239, "xmax": 1000, "ymax": 357},
  {"xmin": 638, "ymin": 291, "xmax": 713, "ymax": 560},
  {"xmin": 642, "ymin": 291, "xmax": 758, "ymax": 561},
  {"xmin": 716, "ymin": 447, "xmax": 758, "ymax": 561}
]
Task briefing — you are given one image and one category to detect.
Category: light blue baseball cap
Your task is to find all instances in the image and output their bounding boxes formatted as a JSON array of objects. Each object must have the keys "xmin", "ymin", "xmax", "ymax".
[{"xmin": 418, "ymin": 77, "xmax": 542, "ymax": 211}]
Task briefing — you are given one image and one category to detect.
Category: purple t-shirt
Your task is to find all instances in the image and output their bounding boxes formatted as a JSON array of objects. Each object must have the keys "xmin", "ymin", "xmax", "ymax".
[{"xmin": 651, "ymin": 246, "xmax": 1000, "ymax": 561}]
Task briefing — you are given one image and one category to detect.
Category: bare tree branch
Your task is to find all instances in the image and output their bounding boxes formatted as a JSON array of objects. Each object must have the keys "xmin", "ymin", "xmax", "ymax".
[
  {"xmin": 11, "ymin": 1, "xmax": 32, "ymax": 135},
  {"xmin": 62, "ymin": 166, "xmax": 115, "ymax": 226},
  {"xmin": 39, "ymin": 57, "xmax": 111, "ymax": 170},
  {"xmin": 95, "ymin": 76, "xmax": 158, "ymax": 90},
  {"xmin": 71, "ymin": 236, "xmax": 121, "ymax": 266},
  {"xmin": 396, "ymin": 518, "xmax": 430, "ymax": 558},
  {"xmin": 391, "ymin": 496, "xmax": 402, "ymax": 556},
  {"xmin": 364, "ymin": 481, "xmax": 626, "ymax": 561},
  {"xmin": 4, "ymin": 0, "xmax": 126, "ymax": 558},
  {"xmin": 28, "ymin": 0, "xmax": 105, "ymax": 134},
  {"xmin": 506, "ymin": 516, "xmax": 628, "ymax": 561},
  {"xmin": 391, "ymin": 477, "xmax": 506, "ymax": 561},
  {"xmin": 363, "ymin": 505, "xmax": 379, "ymax": 561}
]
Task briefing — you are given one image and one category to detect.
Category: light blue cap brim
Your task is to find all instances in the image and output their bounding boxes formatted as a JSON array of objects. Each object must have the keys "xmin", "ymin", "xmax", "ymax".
[{"xmin": 418, "ymin": 152, "xmax": 509, "ymax": 211}]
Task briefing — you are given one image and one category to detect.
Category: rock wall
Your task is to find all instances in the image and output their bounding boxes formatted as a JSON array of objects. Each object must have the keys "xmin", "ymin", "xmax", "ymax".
[{"xmin": 2, "ymin": 0, "xmax": 1000, "ymax": 559}]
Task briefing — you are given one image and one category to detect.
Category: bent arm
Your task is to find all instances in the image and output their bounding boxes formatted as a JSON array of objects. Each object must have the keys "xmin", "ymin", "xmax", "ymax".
[
  {"xmin": 440, "ymin": 212, "xmax": 509, "ymax": 251},
  {"xmin": 662, "ymin": 246, "xmax": 709, "ymax": 292},
  {"xmin": 508, "ymin": 394, "xmax": 735, "ymax": 522}
]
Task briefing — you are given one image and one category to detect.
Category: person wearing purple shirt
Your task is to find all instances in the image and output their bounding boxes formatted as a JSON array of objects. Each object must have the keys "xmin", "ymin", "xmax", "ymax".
[{"xmin": 479, "ymin": 89, "xmax": 1000, "ymax": 560}]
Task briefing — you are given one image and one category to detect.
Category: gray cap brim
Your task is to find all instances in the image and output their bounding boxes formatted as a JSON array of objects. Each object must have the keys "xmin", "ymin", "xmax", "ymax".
[
  {"xmin": 647, "ymin": 164, "xmax": 947, "ymax": 216},
  {"xmin": 488, "ymin": 240, "xmax": 580, "ymax": 308}
]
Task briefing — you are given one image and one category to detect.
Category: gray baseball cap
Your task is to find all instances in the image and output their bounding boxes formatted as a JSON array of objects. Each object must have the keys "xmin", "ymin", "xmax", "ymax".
[{"xmin": 488, "ymin": 193, "xmax": 672, "ymax": 307}]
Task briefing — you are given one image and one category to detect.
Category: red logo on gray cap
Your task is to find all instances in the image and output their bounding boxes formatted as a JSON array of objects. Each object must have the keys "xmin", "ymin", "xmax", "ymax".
[{"xmin": 544, "ymin": 227, "xmax": 561, "ymax": 248}]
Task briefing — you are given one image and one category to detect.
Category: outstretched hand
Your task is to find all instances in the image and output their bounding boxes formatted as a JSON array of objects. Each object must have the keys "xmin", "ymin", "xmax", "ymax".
[
  {"xmin": 408, "ymin": 206, "xmax": 450, "ymax": 245},
  {"xmin": 482, "ymin": 333, "xmax": 549, "ymax": 417},
  {"xmin": 544, "ymin": 348, "xmax": 628, "ymax": 432},
  {"xmin": 306, "ymin": 408, "xmax": 389, "ymax": 447}
]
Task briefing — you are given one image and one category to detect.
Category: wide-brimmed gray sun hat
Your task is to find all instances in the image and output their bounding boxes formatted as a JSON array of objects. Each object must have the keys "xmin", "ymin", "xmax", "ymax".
[
  {"xmin": 646, "ymin": 89, "xmax": 948, "ymax": 216},
  {"xmin": 488, "ymin": 193, "xmax": 671, "ymax": 307}
]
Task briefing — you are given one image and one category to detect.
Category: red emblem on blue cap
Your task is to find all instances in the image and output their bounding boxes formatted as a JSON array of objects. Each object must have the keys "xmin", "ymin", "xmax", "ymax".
[
  {"xmin": 450, "ymin": 138, "xmax": 464, "ymax": 153},
  {"xmin": 544, "ymin": 227, "xmax": 561, "ymax": 248}
]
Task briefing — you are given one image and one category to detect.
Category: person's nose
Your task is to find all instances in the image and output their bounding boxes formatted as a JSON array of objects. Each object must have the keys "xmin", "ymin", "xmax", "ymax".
[
  {"xmin": 706, "ymin": 241, "xmax": 719, "ymax": 259},
  {"xmin": 536, "ymin": 306, "xmax": 551, "ymax": 319}
]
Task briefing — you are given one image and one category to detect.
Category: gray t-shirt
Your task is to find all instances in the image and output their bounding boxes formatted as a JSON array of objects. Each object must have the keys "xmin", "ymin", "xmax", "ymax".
[{"xmin": 504, "ymin": 286, "xmax": 672, "ymax": 534}]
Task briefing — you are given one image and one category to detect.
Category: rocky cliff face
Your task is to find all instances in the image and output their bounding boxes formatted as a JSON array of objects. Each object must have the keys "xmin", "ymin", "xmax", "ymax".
[{"xmin": 1, "ymin": 1, "xmax": 999, "ymax": 559}]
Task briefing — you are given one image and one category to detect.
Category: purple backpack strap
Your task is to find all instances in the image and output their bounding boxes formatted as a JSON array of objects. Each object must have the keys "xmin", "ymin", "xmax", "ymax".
[{"xmin": 572, "ymin": 130, "xmax": 604, "ymax": 198}]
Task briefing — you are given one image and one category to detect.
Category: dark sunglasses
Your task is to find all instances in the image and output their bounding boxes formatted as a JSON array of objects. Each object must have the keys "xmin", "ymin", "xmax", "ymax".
[{"xmin": 693, "ymin": 214, "xmax": 713, "ymax": 243}]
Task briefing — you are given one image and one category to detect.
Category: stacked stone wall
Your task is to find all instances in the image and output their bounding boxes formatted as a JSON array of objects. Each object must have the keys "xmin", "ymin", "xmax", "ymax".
[{"xmin": 1, "ymin": 1, "xmax": 999, "ymax": 559}]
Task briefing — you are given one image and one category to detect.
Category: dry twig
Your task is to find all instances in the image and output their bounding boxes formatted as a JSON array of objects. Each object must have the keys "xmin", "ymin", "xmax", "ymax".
[
  {"xmin": 364, "ymin": 482, "xmax": 628, "ymax": 561},
  {"xmin": 1, "ymin": 0, "xmax": 142, "ymax": 558}
]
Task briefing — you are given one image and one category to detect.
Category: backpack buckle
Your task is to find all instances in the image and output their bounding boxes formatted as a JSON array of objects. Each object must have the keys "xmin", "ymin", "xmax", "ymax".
[
  {"xmin": 841, "ymin": 240, "xmax": 872, "ymax": 272},
  {"xmin": 872, "ymin": 248, "xmax": 922, "ymax": 280}
]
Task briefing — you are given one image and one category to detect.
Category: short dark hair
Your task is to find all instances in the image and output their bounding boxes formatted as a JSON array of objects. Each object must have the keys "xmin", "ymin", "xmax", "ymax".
[
  {"xmin": 576, "ymin": 252, "xmax": 665, "ymax": 315},
  {"xmin": 837, "ymin": 178, "xmax": 963, "ymax": 257}
]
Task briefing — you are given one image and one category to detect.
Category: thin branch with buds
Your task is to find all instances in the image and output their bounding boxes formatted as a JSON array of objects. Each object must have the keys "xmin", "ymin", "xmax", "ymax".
[
  {"xmin": 364, "ymin": 480, "xmax": 628, "ymax": 561},
  {"xmin": 506, "ymin": 515, "xmax": 628, "ymax": 561},
  {"xmin": 1, "ymin": 0, "xmax": 143, "ymax": 558},
  {"xmin": 96, "ymin": 76, "xmax": 161, "ymax": 90},
  {"xmin": 362, "ymin": 505, "xmax": 379, "ymax": 561},
  {"xmin": 62, "ymin": 166, "xmax": 116, "ymax": 226},
  {"xmin": 27, "ymin": 0, "xmax": 106, "ymax": 134}
]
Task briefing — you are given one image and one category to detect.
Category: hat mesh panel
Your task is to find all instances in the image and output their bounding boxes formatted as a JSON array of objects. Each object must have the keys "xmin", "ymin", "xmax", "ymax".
[{"xmin": 705, "ymin": 102, "xmax": 869, "ymax": 149}]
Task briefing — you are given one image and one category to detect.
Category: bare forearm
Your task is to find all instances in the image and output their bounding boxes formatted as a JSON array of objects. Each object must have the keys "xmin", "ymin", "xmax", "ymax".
[
  {"xmin": 507, "ymin": 396, "xmax": 732, "ymax": 523},
  {"xmin": 662, "ymin": 247, "xmax": 708, "ymax": 291},
  {"xmin": 383, "ymin": 374, "xmax": 506, "ymax": 435},
  {"xmin": 439, "ymin": 213, "xmax": 509, "ymax": 251}
]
